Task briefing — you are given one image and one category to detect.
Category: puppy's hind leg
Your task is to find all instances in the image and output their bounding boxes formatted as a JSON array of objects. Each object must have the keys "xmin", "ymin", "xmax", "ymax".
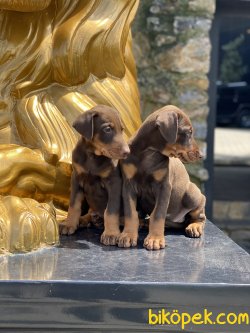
[{"xmin": 184, "ymin": 184, "xmax": 206, "ymax": 238}]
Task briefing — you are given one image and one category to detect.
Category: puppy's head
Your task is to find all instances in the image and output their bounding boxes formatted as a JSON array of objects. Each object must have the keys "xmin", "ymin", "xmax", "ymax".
[
  {"xmin": 73, "ymin": 105, "xmax": 130, "ymax": 159},
  {"xmin": 155, "ymin": 105, "xmax": 202, "ymax": 163}
]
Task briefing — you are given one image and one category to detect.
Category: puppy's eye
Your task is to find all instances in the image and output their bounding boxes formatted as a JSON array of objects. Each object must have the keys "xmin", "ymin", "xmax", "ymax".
[{"xmin": 103, "ymin": 126, "xmax": 112, "ymax": 133}]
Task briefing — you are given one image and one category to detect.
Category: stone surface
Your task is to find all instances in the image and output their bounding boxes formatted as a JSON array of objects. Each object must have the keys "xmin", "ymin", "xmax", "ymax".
[
  {"xmin": 214, "ymin": 201, "xmax": 250, "ymax": 221},
  {"xmin": 192, "ymin": 120, "xmax": 207, "ymax": 140},
  {"xmin": 133, "ymin": 32, "xmax": 151, "ymax": 68},
  {"xmin": 213, "ymin": 201, "xmax": 231, "ymax": 220},
  {"xmin": 0, "ymin": 222, "xmax": 249, "ymax": 331},
  {"xmin": 173, "ymin": 16, "xmax": 212, "ymax": 36},
  {"xmin": 189, "ymin": 0, "xmax": 216, "ymax": 16},
  {"xmin": 155, "ymin": 34, "xmax": 176, "ymax": 46},
  {"xmin": 185, "ymin": 105, "xmax": 209, "ymax": 119},
  {"xmin": 152, "ymin": 87, "xmax": 171, "ymax": 104},
  {"xmin": 177, "ymin": 89, "xmax": 208, "ymax": 106},
  {"xmin": 156, "ymin": 37, "xmax": 211, "ymax": 73},
  {"xmin": 1, "ymin": 221, "xmax": 249, "ymax": 283},
  {"xmin": 177, "ymin": 74, "xmax": 209, "ymax": 90},
  {"xmin": 228, "ymin": 202, "xmax": 250, "ymax": 220},
  {"xmin": 213, "ymin": 200, "xmax": 250, "ymax": 253}
]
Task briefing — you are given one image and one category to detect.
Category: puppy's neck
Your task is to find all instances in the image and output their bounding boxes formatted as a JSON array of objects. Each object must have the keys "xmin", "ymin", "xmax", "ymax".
[{"xmin": 130, "ymin": 122, "xmax": 152, "ymax": 152}]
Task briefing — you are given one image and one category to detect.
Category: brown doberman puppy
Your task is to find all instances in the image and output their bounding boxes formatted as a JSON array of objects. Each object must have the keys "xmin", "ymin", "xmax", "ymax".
[
  {"xmin": 60, "ymin": 105, "xmax": 130, "ymax": 246},
  {"xmin": 118, "ymin": 105, "xmax": 206, "ymax": 250}
]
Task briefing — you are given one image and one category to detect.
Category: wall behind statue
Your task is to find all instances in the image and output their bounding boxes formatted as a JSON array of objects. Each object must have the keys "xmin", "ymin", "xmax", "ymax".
[{"xmin": 132, "ymin": 0, "xmax": 216, "ymax": 187}]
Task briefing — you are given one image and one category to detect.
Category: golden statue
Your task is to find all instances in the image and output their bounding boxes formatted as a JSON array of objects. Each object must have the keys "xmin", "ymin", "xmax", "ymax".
[{"xmin": 0, "ymin": 0, "xmax": 141, "ymax": 253}]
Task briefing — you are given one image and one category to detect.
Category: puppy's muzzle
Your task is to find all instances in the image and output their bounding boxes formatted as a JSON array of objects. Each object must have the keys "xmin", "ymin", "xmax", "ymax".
[
  {"xmin": 186, "ymin": 150, "xmax": 203, "ymax": 162},
  {"xmin": 119, "ymin": 145, "xmax": 130, "ymax": 159},
  {"xmin": 104, "ymin": 144, "xmax": 130, "ymax": 159}
]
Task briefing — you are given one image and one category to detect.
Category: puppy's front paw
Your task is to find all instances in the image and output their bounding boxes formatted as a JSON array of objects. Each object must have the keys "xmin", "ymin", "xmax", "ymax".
[
  {"xmin": 100, "ymin": 231, "xmax": 120, "ymax": 246},
  {"xmin": 143, "ymin": 234, "xmax": 165, "ymax": 250},
  {"xmin": 59, "ymin": 220, "xmax": 78, "ymax": 235},
  {"xmin": 185, "ymin": 222, "xmax": 204, "ymax": 238},
  {"xmin": 118, "ymin": 232, "xmax": 138, "ymax": 248}
]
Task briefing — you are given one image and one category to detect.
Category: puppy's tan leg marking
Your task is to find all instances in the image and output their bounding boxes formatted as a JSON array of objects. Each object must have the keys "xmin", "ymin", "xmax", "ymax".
[
  {"xmin": 144, "ymin": 218, "xmax": 166, "ymax": 250},
  {"xmin": 100, "ymin": 174, "xmax": 122, "ymax": 246},
  {"xmin": 143, "ymin": 182, "xmax": 171, "ymax": 250},
  {"xmin": 60, "ymin": 192, "xmax": 84, "ymax": 235},
  {"xmin": 118, "ymin": 197, "xmax": 139, "ymax": 248},
  {"xmin": 185, "ymin": 195, "xmax": 206, "ymax": 238},
  {"xmin": 101, "ymin": 211, "xmax": 121, "ymax": 246}
]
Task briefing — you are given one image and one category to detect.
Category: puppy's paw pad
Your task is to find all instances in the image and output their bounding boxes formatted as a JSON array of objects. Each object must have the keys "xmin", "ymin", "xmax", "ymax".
[
  {"xmin": 59, "ymin": 220, "xmax": 77, "ymax": 235},
  {"xmin": 143, "ymin": 235, "xmax": 165, "ymax": 251},
  {"xmin": 118, "ymin": 232, "xmax": 138, "ymax": 248},
  {"xmin": 100, "ymin": 232, "xmax": 120, "ymax": 246},
  {"xmin": 185, "ymin": 222, "xmax": 204, "ymax": 238}
]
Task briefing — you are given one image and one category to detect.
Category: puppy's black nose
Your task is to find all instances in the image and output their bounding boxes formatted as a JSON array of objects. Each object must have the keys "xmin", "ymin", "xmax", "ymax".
[
  {"xmin": 197, "ymin": 151, "xmax": 203, "ymax": 159},
  {"xmin": 122, "ymin": 151, "xmax": 129, "ymax": 159},
  {"xmin": 121, "ymin": 146, "xmax": 130, "ymax": 159}
]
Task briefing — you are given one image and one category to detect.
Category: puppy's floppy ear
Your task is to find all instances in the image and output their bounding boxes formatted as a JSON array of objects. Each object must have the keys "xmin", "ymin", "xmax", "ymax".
[
  {"xmin": 73, "ymin": 110, "xmax": 96, "ymax": 140},
  {"xmin": 156, "ymin": 111, "xmax": 178, "ymax": 144}
]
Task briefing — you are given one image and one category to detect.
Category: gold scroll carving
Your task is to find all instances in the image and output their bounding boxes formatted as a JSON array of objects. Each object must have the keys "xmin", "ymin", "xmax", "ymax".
[{"xmin": 0, "ymin": 0, "xmax": 141, "ymax": 253}]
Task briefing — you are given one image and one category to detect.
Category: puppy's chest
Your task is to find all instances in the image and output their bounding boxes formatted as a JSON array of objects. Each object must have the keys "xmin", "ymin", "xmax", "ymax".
[
  {"xmin": 136, "ymin": 175, "xmax": 156, "ymax": 214},
  {"xmin": 73, "ymin": 156, "xmax": 116, "ymax": 199},
  {"xmin": 134, "ymin": 169, "xmax": 162, "ymax": 199},
  {"xmin": 80, "ymin": 174, "xmax": 107, "ymax": 196},
  {"xmin": 74, "ymin": 154, "xmax": 115, "ymax": 179},
  {"xmin": 136, "ymin": 153, "xmax": 168, "ymax": 183},
  {"xmin": 79, "ymin": 173, "xmax": 108, "ymax": 213}
]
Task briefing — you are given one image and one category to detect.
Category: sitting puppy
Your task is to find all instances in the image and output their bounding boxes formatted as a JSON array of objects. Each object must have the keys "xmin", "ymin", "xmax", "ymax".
[
  {"xmin": 60, "ymin": 105, "xmax": 130, "ymax": 246},
  {"xmin": 118, "ymin": 105, "xmax": 206, "ymax": 250}
]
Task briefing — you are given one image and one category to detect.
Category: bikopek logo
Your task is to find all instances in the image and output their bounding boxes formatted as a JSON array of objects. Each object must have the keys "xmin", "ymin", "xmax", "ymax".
[{"xmin": 148, "ymin": 308, "xmax": 249, "ymax": 330}]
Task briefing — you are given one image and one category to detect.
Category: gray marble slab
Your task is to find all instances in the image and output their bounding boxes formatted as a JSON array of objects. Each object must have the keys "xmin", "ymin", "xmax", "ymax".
[{"xmin": 0, "ymin": 221, "xmax": 249, "ymax": 332}]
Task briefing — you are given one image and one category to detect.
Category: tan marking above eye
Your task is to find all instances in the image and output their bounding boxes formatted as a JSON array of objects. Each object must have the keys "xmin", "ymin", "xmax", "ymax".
[
  {"xmin": 122, "ymin": 163, "xmax": 137, "ymax": 179},
  {"xmin": 153, "ymin": 168, "xmax": 167, "ymax": 182}
]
